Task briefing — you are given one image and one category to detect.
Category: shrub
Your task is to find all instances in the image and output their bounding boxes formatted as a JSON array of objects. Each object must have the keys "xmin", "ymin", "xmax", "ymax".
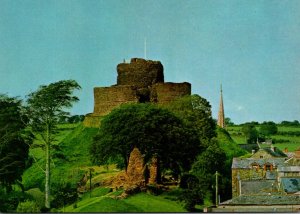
[
  {"xmin": 16, "ymin": 200, "xmax": 40, "ymax": 213},
  {"xmin": 51, "ymin": 182, "xmax": 78, "ymax": 208}
]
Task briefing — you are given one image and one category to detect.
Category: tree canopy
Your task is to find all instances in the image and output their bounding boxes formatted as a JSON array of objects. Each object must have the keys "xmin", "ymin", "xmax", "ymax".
[
  {"xmin": 164, "ymin": 94, "xmax": 216, "ymax": 147},
  {"xmin": 91, "ymin": 103, "xmax": 201, "ymax": 175},
  {"xmin": 25, "ymin": 80, "xmax": 81, "ymax": 209},
  {"xmin": 0, "ymin": 95, "xmax": 30, "ymax": 192},
  {"xmin": 259, "ymin": 121, "xmax": 278, "ymax": 137},
  {"xmin": 241, "ymin": 123, "xmax": 258, "ymax": 144}
]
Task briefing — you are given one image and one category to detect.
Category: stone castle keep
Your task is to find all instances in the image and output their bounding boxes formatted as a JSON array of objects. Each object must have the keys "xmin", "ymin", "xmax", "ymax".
[{"xmin": 84, "ymin": 58, "xmax": 191, "ymax": 127}]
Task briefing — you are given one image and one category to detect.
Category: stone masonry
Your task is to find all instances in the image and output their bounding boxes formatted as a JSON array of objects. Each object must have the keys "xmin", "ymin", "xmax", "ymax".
[{"xmin": 84, "ymin": 58, "xmax": 191, "ymax": 127}]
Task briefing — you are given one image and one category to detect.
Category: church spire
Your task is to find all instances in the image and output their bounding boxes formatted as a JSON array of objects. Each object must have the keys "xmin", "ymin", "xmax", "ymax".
[{"xmin": 217, "ymin": 84, "xmax": 225, "ymax": 128}]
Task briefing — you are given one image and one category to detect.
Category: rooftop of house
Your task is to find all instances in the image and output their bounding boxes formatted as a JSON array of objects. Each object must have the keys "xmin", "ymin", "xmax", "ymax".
[
  {"xmin": 221, "ymin": 195, "xmax": 300, "ymax": 205},
  {"xmin": 232, "ymin": 158, "xmax": 287, "ymax": 169},
  {"xmin": 281, "ymin": 178, "xmax": 300, "ymax": 194}
]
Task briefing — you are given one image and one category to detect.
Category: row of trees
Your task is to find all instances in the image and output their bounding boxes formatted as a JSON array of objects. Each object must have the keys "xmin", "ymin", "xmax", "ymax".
[
  {"xmin": 241, "ymin": 121, "xmax": 278, "ymax": 144},
  {"xmin": 229, "ymin": 120, "xmax": 300, "ymax": 127},
  {"xmin": 0, "ymin": 80, "xmax": 81, "ymax": 211}
]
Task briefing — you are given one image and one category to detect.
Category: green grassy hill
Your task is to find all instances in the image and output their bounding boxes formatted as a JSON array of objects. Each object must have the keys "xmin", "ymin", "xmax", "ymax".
[
  {"xmin": 22, "ymin": 124, "xmax": 99, "ymax": 191},
  {"xmin": 21, "ymin": 123, "xmax": 189, "ymax": 212},
  {"xmin": 227, "ymin": 125, "xmax": 300, "ymax": 152},
  {"xmin": 60, "ymin": 189, "xmax": 186, "ymax": 212}
]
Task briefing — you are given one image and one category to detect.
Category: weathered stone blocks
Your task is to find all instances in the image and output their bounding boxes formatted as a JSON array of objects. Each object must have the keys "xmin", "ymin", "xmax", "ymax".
[
  {"xmin": 84, "ymin": 58, "xmax": 191, "ymax": 127},
  {"xmin": 117, "ymin": 58, "xmax": 164, "ymax": 88},
  {"xmin": 93, "ymin": 85, "xmax": 138, "ymax": 116}
]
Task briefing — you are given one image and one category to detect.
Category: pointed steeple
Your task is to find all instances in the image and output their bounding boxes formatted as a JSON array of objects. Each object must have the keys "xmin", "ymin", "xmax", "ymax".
[{"xmin": 217, "ymin": 84, "xmax": 225, "ymax": 128}]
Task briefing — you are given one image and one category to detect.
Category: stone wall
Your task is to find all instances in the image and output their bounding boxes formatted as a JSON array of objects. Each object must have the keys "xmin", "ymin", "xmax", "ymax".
[
  {"xmin": 83, "ymin": 58, "xmax": 192, "ymax": 127},
  {"xmin": 93, "ymin": 85, "xmax": 139, "ymax": 116},
  {"xmin": 152, "ymin": 82, "xmax": 191, "ymax": 105},
  {"xmin": 117, "ymin": 58, "xmax": 164, "ymax": 88}
]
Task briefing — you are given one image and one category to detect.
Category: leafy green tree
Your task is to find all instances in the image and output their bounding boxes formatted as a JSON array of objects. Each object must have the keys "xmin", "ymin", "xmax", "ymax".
[
  {"xmin": 191, "ymin": 141, "xmax": 227, "ymax": 176},
  {"xmin": 179, "ymin": 173, "xmax": 206, "ymax": 211},
  {"xmin": 51, "ymin": 182, "xmax": 78, "ymax": 209},
  {"xmin": 225, "ymin": 117, "xmax": 234, "ymax": 126},
  {"xmin": 241, "ymin": 123, "xmax": 258, "ymax": 144},
  {"xmin": 0, "ymin": 95, "xmax": 30, "ymax": 193},
  {"xmin": 259, "ymin": 121, "xmax": 278, "ymax": 137},
  {"xmin": 165, "ymin": 95, "xmax": 216, "ymax": 147},
  {"xmin": 91, "ymin": 103, "xmax": 200, "ymax": 178},
  {"xmin": 25, "ymin": 80, "xmax": 81, "ymax": 209}
]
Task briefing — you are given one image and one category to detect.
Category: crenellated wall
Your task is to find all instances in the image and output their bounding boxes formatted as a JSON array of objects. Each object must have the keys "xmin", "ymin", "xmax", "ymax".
[{"xmin": 84, "ymin": 58, "xmax": 191, "ymax": 127}]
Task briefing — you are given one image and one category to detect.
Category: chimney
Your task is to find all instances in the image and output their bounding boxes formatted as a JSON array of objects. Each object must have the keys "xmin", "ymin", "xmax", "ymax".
[{"xmin": 271, "ymin": 145, "xmax": 275, "ymax": 152}]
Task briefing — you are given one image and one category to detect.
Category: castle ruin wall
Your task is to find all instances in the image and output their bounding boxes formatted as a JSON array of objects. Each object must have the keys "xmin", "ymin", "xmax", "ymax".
[
  {"xmin": 152, "ymin": 82, "xmax": 191, "ymax": 105},
  {"xmin": 93, "ymin": 85, "xmax": 139, "ymax": 116},
  {"xmin": 117, "ymin": 58, "xmax": 164, "ymax": 88}
]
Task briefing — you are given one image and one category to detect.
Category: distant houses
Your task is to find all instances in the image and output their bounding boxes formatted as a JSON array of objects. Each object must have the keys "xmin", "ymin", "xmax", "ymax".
[{"xmin": 206, "ymin": 145, "xmax": 300, "ymax": 212}]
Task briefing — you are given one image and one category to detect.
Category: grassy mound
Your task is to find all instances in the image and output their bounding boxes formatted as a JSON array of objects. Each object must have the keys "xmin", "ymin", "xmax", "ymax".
[
  {"xmin": 22, "ymin": 124, "xmax": 99, "ymax": 191},
  {"xmin": 62, "ymin": 189, "xmax": 186, "ymax": 212}
]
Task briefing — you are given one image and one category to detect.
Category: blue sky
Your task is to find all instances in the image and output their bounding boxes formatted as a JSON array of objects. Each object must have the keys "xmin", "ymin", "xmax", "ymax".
[{"xmin": 0, "ymin": 0, "xmax": 300, "ymax": 124}]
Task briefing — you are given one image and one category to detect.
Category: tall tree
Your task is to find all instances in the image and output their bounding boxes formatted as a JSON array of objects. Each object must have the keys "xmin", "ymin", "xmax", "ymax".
[
  {"xmin": 25, "ymin": 80, "xmax": 81, "ymax": 209},
  {"xmin": 241, "ymin": 123, "xmax": 258, "ymax": 144},
  {"xmin": 91, "ymin": 103, "xmax": 200, "ymax": 178},
  {"xmin": 0, "ymin": 95, "xmax": 30, "ymax": 193},
  {"xmin": 164, "ymin": 94, "xmax": 216, "ymax": 147}
]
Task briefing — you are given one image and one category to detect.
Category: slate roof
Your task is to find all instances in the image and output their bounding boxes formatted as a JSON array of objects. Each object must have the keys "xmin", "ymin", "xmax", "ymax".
[
  {"xmin": 278, "ymin": 166, "xmax": 300, "ymax": 172},
  {"xmin": 262, "ymin": 147, "xmax": 287, "ymax": 157},
  {"xmin": 240, "ymin": 180, "xmax": 276, "ymax": 195},
  {"xmin": 232, "ymin": 158, "xmax": 287, "ymax": 169},
  {"xmin": 281, "ymin": 178, "xmax": 300, "ymax": 193},
  {"xmin": 221, "ymin": 195, "xmax": 300, "ymax": 205}
]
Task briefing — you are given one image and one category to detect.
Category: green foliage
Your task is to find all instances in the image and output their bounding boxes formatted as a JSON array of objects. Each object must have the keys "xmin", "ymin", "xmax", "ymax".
[
  {"xmin": 0, "ymin": 188, "xmax": 31, "ymax": 212},
  {"xmin": 25, "ymin": 80, "xmax": 81, "ymax": 208},
  {"xmin": 241, "ymin": 123, "xmax": 258, "ymax": 144},
  {"xmin": 280, "ymin": 120, "xmax": 300, "ymax": 126},
  {"xmin": 25, "ymin": 188, "xmax": 45, "ymax": 208},
  {"xmin": 165, "ymin": 94, "xmax": 216, "ymax": 146},
  {"xmin": 225, "ymin": 117, "xmax": 234, "ymax": 126},
  {"xmin": 51, "ymin": 182, "xmax": 78, "ymax": 208},
  {"xmin": 26, "ymin": 80, "xmax": 81, "ymax": 133},
  {"xmin": 22, "ymin": 125, "xmax": 98, "ymax": 191},
  {"xmin": 16, "ymin": 200, "xmax": 41, "ymax": 213},
  {"xmin": 91, "ymin": 103, "xmax": 200, "ymax": 175},
  {"xmin": 259, "ymin": 121, "xmax": 278, "ymax": 136},
  {"xmin": 178, "ymin": 173, "xmax": 206, "ymax": 211},
  {"xmin": 0, "ymin": 95, "xmax": 30, "ymax": 192},
  {"xmin": 192, "ymin": 141, "xmax": 227, "ymax": 175}
]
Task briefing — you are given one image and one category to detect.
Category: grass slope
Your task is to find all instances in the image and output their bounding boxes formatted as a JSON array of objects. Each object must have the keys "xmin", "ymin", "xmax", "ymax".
[
  {"xmin": 227, "ymin": 125, "xmax": 300, "ymax": 152},
  {"xmin": 22, "ymin": 124, "xmax": 99, "ymax": 191},
  {"xmin": 63, "ymin": 190, "xmax": 186, "ymax": 213}
]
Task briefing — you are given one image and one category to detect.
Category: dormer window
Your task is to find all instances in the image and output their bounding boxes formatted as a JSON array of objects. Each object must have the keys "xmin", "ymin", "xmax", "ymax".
[
  {"xmin": 264, "ymin": 163, "xmax": 273, "ymax": 171},
  {"xmin": 251, "ymin": 163, "xmax": 260, "ymax": 171}
]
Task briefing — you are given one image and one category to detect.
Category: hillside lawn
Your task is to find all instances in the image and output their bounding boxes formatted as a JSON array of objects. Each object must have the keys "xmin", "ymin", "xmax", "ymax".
[
  {"xmin": 21, "ymin": 123, "xmax": 190, "ymax": 212},
  {"xmin": 61, "ymin": 188, "xmax": 187, "ymax": 212},
  {"xmin": 227, "ymin": 125, "xmax": 300, "ymax": 151}
]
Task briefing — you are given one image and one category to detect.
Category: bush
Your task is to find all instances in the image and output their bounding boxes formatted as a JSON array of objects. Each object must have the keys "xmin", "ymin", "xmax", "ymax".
[
  {"xmin": 0, "ymin": 189, "xmax": 31, "ymax": 212},
  {"xmin": 17, "ymin": 200, "xmax": 40, "ymax": 213},
  {"xmin": 51, "ymin": 182, "xmax": 78, "ymax": 208}
]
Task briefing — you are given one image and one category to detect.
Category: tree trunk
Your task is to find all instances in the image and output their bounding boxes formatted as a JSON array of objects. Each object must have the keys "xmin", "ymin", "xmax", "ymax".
[
  {"xmin": 45, "ymin": 142, "xmax": 50, "ymax": 209},
  {"xmin": 45, "ymin": 125, "xmax": 51, "ymax": 209}
]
